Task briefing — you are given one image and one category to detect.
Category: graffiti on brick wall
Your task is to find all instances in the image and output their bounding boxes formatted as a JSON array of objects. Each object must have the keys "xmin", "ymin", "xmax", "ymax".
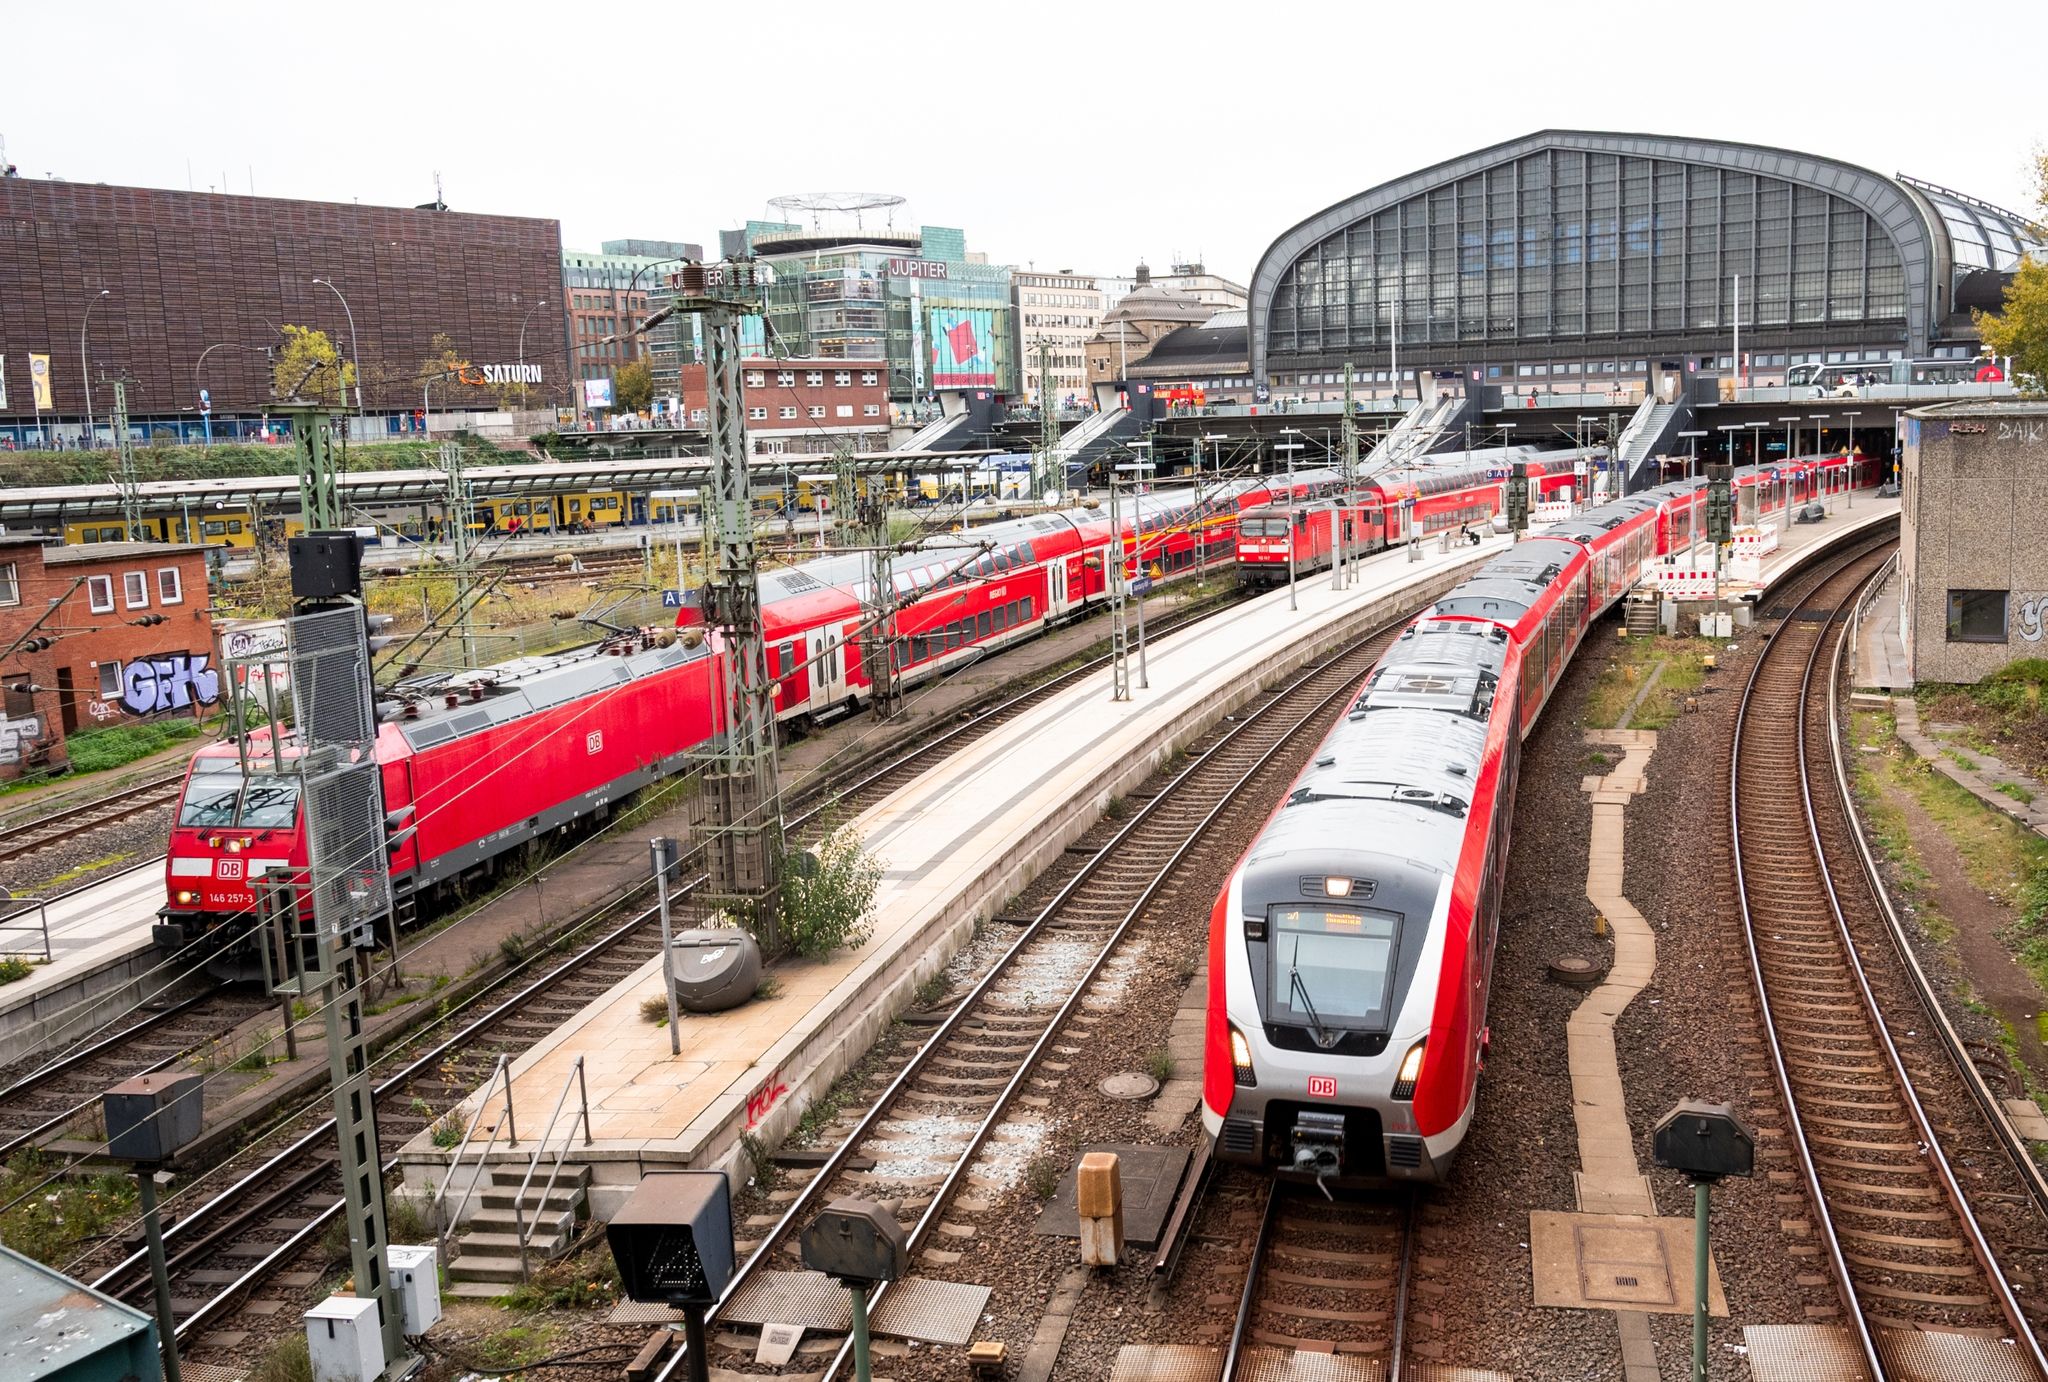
[
  {"xmin": 0, "ymin": 713, "xmax": 41, "ymax": 765},
  {"xmin": 121, "ymin": 652, "xmax": 221, "ymax": 716}
]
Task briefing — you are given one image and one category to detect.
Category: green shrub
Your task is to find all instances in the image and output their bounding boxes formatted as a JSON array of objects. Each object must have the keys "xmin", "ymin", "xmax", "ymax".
[
  {"xmin": 778, "ymin": 829, "xmax": 883, "ymax": 960},
  {"xmin": 0, "ymin": 956, "xmax": 33, "ymax": 985}
]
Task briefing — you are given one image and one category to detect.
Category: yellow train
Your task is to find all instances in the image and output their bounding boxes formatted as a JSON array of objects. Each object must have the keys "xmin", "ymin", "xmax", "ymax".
[{"xmin": 61, "ymin": 508, "xmax": 258, "ymax": 549}]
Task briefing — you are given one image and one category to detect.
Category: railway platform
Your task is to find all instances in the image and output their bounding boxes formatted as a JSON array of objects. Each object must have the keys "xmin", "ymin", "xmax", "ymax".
[
  {"xmin": 1732, "ymin": 493, "xmax": 1899, "ymax": 598},
  {"xmin": 396, "ymin": 534, "xmax": 1511, "ymax": 1221},
  {"xmin": 0, "ymin": 862, "xmax": 172, "ymax": 1051}
]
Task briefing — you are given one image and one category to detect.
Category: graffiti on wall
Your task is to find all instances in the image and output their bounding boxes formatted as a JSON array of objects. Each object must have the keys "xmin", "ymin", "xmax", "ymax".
[
  {"xmin": 2017, "ymin": 594, "xmax": 2048, "ymax": 644},
  {"xmin": 121, "ymin": 652, "xmax": 221, "ymax": 716},
  {"xmin": 0, "ymin": 713, "xmax": 41, "ymax": 765}
]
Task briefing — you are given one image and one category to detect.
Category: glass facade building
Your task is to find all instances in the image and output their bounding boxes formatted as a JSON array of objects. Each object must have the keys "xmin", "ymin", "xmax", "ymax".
[{"xmin": 1251, "ymin": 131, "xmax": 2044, "ymax": 388}]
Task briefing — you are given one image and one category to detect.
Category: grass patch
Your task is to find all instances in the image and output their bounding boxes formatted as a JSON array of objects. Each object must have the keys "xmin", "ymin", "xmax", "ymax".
[
  {"xmin": 753, "ymin": 976, "xmax": 782, "ymax": 1001},
  {"xmin": 913, "ymin": 973, "xmax": 952, "ymax": 1010},
  {"xmin": 1999, "ymin": 781, "xmax": 2037, "ymax": 806},
  {"xmin": 1102, "ymin": 795, "xmax": 1131, "ymax": 821},
  {"xmin": 430, "ymin": 1112, "xmax": 465, "ymax": 1149},
  {"xmin": 362, "ymin": 987, "xmax": 426, "ymax": 1017},
  {"xmin": 1946, "ymin": 749, "xmax": 1980, "ymax": 772},
  {"xmin": 232, "ymin": 1031, "xmax": 278, "ymax": 1072},
  {"xmin": 1144, "ymin": 1048, "xmax": 1176, "ymax": 1083},
  {"xmin": 1856, "ymin": 709, "xmax": 2048, "ymax": 986},
  {"xmin": 639, "ymin": 994, "xmax": 670, "ymax": 1025},
  {"xmin": 474, "ymin": 1323, "xmax": 559, "ymax": 1370},
  {"xmin": 251, "ymin": 1334, "xmax": 313, "ymax": 1382},
  {"xmin": 43, "ymin": 853, "xmax": 137, "ymax": 887},
  {"xmin": 0, "ymin": 955, "xmax": 35, "ymax": 985},
  {"xmin": 0, "ymin": 1152, "xmax": 138, "ymax": 1266},
  {"xmin": 62, "ymin": 719, "xmax": 204, "ymax": 776}
]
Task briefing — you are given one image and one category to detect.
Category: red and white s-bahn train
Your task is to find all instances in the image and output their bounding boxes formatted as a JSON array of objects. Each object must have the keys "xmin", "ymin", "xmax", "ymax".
[
  {"xmin": 1235, "ymin": 447, "xmax": 1602, "ymax": 586},
  {"xmin": 159, "ymin": 471, "xmax": 1343, "ymax": 963},
  {"xmin": 1201, "ymin": 453, "xmax": 1882, "ymax": 1184}
]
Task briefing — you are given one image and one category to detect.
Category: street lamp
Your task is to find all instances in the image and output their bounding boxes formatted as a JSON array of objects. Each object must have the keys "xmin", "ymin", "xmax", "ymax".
[
  {"xmin": 310, "ymin": 278, "xmax": 364, "ymax": 418},
  {"xmin": 193, "ymin": 342, "xmax": 274, "ymax": 446},
  {"xmin": 1275, "ymin": 433, "xmax": 1305, "ymax": 610},
  {"xmin": 1841, "ymin": 411, "xmax": 1860, "ymax": 508},
  {"xmin": 651, "ymin": 488, "xmax": 699, "ymax": 591},
  {"xmin": 1114, "ymin": 458, "xmax": 1156, "ymax": 688},
  {"xmin": 80, "ymin": 289, "xmax": 110, "ymax": 446},
  {"xmin": 1676, "ymin": 430, "xmax": 1708, "ymax": 482},
  {"xmin": 517, "ymin": 297, "xmax": 552, "ymax": 412}
]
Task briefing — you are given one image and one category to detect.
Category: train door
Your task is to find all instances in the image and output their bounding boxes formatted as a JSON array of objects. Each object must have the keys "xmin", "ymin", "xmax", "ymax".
[
  {"xmin": 807, "ymin": 627, "xmax": 842, "ymax": 708},
  {"xmin": 1049, "ymin": 559, "xmax": 1068, "ymax": 614}
]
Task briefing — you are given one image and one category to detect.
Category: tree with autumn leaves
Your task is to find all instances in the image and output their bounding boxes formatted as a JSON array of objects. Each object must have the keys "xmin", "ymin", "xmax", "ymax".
[
  {"xmin": 271, "ymin": 325, "xmax": 355, "ymax": 405},
  {"xmin": 1974, "ymin": 152, "xmax": 2048, "ymax": 393}
]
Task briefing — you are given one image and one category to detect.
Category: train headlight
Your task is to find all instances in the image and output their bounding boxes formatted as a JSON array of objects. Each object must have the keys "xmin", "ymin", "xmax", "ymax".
[
  {"xmin": 174, "ymin": 889, "xmax": 198, "ymax": 905},
  {"xmin": 225, "ymin": 838, "xmax": 244, "ymax": 853},
  {"xmin": 1391, "ymin": 1040, "xmax": 1427, "ymax": 1101},
  {"xmin": 1230, "ymin": 1026, "xmax": 1257, "ymax": 1088},
  {"xmin": 1324, "ymin": 876, "xmax": 1353, "ymax": 898}
]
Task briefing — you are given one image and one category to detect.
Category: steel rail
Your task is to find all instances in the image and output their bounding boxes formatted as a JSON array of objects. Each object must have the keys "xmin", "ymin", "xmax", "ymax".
[
  {"xmin": 1223, "ymin": 1181, "xmax": 1283, "ymax": 1382},
  {"xmin": 662, "ymin": 617, "xmax": 1415, "ymax": 1382},
  {"xmin": 0, "ymin": 773, "xmax": 185, "ymax": 864},
  {"xmin": 1729, "ymin": 542, "xmax": 1888, "ymax": 1377},
  {"xmin": 100, "ymin": 587, "xmax": 1254, "ymax": 1336},
  {"xmin": 1790, "ymin": 548, "xmax": 2046, "ymax": 1374},
  {"xmin": 1733, "ymin": 538, "xmax": 2046, "ymax": 1379},
  {"xmin": 1827, "ymin": 554, "xmax": 2048, "ymax": 1225}
]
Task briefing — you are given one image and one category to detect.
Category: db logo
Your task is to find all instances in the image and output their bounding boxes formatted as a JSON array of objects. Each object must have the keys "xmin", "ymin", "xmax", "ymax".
[
  {"xmin": 1306, "ymin": 1075, "xmax": 1338, "ymax": 1099},
  {"xmin": 585, "ymin": 730, "xmax": 603, "ymax": 755},
  {"xmin": 216, "ymin": 859, "xmax": 244, "ymax": 880}
]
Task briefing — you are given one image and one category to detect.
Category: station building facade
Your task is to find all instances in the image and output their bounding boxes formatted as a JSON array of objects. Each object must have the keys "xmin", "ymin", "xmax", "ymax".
[{"xmin": 1249, "ymin": 131, "xmax": 2044, "ymax": 403}]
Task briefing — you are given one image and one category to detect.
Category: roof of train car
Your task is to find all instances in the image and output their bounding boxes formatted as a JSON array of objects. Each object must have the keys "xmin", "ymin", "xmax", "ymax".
[{"xmin": 1247, "ymin": 619, "xmax": 1510, "ymax": 880}]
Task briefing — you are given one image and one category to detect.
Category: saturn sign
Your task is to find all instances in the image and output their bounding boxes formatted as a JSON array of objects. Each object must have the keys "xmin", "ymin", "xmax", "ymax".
[{"xmin": 480, "ymin": 363, "xmax": 544, "ymax": 385}]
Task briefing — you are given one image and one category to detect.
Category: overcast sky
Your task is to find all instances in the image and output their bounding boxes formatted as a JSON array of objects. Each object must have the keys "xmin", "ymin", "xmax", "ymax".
[{"xmin": 9, "ymin": 1, "xmax": 2042, "ymax": 285}]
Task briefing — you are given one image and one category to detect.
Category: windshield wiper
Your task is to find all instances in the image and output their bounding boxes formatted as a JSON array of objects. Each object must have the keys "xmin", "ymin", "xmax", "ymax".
[{"xmin": 1288, "ymin": 940, "xmax": 1332, "ymax": 1046}]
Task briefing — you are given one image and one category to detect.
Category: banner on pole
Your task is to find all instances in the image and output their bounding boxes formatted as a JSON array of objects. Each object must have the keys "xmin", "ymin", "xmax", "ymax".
[{"xmin": 29, "ymin": 353, "xmax": 52, "ymax": 410}]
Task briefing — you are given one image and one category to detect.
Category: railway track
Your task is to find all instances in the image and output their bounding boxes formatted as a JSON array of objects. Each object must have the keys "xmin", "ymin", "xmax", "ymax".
[
  {"xmin": 75, "ymin": 590, "xmax": 1250, "ymax": 1356},
  {"xmin": 668, "ymin": 613, "xmax": 1419, "ymax": 1382},
  {"xmin": 0, "ymin": 770, "xmax": 185, "ymax": 869},
  {"xmin": 1219, "ymin": 1178, "xmax": 1417, "ymax": 1382},
  {"xmin": 1730, "ymin": 535, "xmax": 2048, "ymax": 1380},
  {"xmin": 0, "ymin": 990, "xmax": 275, "ymax": 1160}
]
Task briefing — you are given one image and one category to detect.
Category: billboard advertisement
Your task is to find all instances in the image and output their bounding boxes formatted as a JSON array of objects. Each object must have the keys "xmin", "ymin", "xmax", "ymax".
[
  {"xmin": 928, "ymin": 307, "xmax": 995, "ymax": 389},
  {"xmin": 583, "ymin": 377, "xmax": 615, "ymax": 409}
]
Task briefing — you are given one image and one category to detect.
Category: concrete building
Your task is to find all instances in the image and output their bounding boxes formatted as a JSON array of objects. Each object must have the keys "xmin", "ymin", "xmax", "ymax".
[
  {"xmin": 1897, "ymin": 400, "xmax": 2048, "ymax": 684},
  {"xmin": 1125, "ymin": 309, "xmax": 1255, "ymax": 406},
  {"xmin": 561, "ymin": 240, "xmax": 703, "ymax": 404},
  {"xmin": 1012, "ymin": 271, "xmax": 1103, "ymax": 406},
  {"xmin": 1152, "ymin": 260, "xmax": 1248, "ymax": 310},
  {"xmin": 0, "ymin": 537, "xmax": 218, "ymax": 775},
  {"xmin": 673, "ymin": 359, "xmax": 891, "ymax": 457},
  {"xmin": 0, "ymin": 178, "xmax": 568, "ymax": 440},
  {"xmin": 1084, "ymin": 265, "xmax": 1216, "ymax": 390},
  {"xmin": 722, "ymin": 208, "xmax": 1018, "ymax": 402}
]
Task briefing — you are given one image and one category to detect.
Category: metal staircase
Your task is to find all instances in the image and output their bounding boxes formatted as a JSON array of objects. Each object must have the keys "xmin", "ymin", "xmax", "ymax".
[
  {"xmin": 1615, "ymin": 397, "xmax": 1685, "ymax": 490},
  {"xmin": 1362, "ymin": 393, "xmax": 1475, "ymax": 477}
]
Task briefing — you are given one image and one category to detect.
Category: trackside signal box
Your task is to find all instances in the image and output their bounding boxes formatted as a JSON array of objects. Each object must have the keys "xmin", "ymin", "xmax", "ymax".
[
  {"xmin": 608, "ymin": 1172, "xmax": 734, "ymax": 1306},
  {"xmin": 1705, "ymin": 464, "xmax": 1734, "ymax": 547}
]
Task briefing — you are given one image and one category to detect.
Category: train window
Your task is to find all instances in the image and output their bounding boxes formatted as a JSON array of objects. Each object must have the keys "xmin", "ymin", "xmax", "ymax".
[
  {"xmin": 991, "ymin": 549, "xmax": 1009, "ymax": 573},
  {"xmin": 1264, "ymin": 906, "xmax": 1401, "ymax": 1029},
  {"xmin": 977, "ymin": 612, "xmax": 991, "ymax": 639},
  {"xmin": 993, "ymin": 605, "xmax": 1006, "ymax": 632}
]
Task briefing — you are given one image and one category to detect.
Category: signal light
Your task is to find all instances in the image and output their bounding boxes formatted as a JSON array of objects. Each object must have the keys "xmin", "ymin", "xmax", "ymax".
[{"xmin": 1391, "ymin": 1041, "xmax": 1427, "ymax": 1101}]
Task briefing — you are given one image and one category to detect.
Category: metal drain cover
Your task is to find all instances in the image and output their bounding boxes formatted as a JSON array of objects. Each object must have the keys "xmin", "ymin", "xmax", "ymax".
[{"xmin": 1100, "ymin": 1071, "xmax": 1160, "ymax": 1101}]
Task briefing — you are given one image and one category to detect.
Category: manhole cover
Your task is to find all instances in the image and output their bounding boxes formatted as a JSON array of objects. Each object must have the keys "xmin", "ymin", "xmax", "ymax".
[
  {"xmin": 1547, "ymin": 955, "xmax": 1607, "ymax": 987},
  {"xmin": 1099, "ymin": 1071, "xmax": 1160, "ymax": 1101}
]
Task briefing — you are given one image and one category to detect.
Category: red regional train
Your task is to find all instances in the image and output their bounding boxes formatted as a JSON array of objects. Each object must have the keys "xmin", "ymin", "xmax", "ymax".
[
  {"xmin": 1201, "ymin": 455, "xmax": 1880, "ymax": 1185},
  {"xmin": 159, "ymin": 472, "xmax": 1343, "ymax": 965},
  {"xmin": 1236, "ymin": 448, "xmax": 1599, "ymax": 586}
]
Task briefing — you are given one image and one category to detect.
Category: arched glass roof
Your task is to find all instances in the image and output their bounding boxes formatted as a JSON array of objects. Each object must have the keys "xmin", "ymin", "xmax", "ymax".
[{"xmin": 1899, "ymin": 175, "xmax": 2045, "ymax": 271}]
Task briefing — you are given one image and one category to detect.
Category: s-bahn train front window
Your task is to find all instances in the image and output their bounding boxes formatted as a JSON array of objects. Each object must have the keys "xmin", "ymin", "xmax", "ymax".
[
  {"xmin": 178, "ymin": 763, "xmax": 301, "ymax": 829},
  {"xmin": 1265, "ymin": 905, "xmax": 1400, "ymax": 1041}
]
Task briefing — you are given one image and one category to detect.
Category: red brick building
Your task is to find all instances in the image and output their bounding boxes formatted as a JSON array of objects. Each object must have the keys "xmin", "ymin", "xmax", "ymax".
[
  {"xmin": 674, "ymin": 358, "xmax": 891, "ymax": 456},
  {"xmin": 0, "ymin": 538, "xmax": 218, "ymax": 776}
]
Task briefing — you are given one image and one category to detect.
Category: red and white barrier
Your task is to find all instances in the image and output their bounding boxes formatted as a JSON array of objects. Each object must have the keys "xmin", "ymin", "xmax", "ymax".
[{"xmin": 1653, "ymin": 566, "xmax": 1717, "ymax": 600}]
